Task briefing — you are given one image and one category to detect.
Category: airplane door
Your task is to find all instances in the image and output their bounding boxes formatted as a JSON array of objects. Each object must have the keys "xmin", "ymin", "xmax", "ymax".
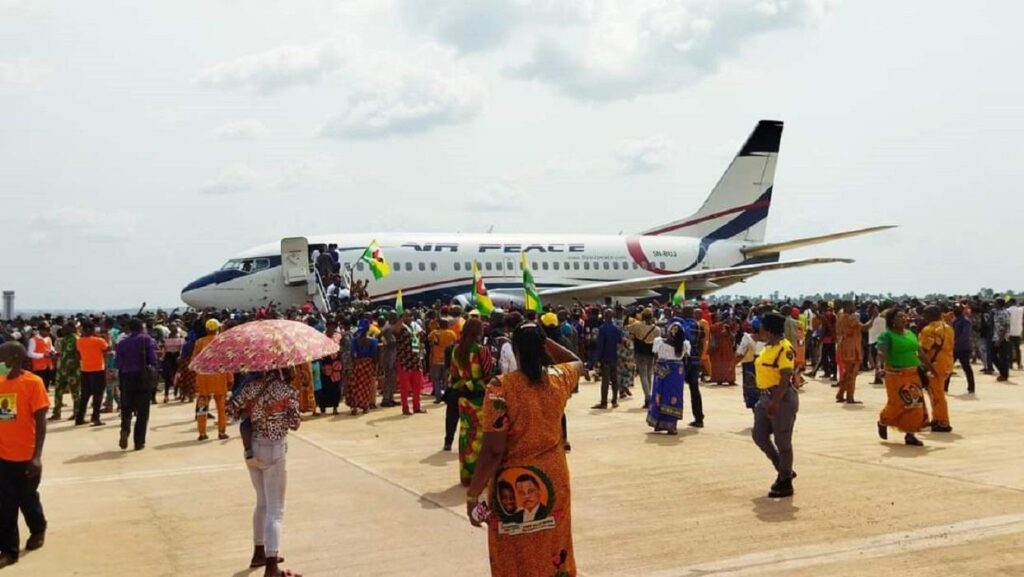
[{"xmin": 281, "ymin": 237, "xmax": 310, "ymax": 287}]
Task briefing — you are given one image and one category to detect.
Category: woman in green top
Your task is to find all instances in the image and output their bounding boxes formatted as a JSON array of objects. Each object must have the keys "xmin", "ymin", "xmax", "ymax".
[{"xmin": 876, "ymin": 309, "xmax": 930, "ymax": 446}]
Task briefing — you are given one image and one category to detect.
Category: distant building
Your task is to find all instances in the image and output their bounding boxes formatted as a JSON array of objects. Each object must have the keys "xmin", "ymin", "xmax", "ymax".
[{"xmin": 2, "ymin": 291, "xmax": 13, "ymax": 320}]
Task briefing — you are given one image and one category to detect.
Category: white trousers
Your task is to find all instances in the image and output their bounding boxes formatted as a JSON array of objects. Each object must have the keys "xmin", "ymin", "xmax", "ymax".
[{"xmin": 249, "ymin": 437, "xmax": 288, "ymax": 556}]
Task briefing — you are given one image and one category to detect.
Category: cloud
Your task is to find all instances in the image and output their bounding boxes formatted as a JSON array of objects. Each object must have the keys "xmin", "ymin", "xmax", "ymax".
[
  {"xmin": 29, "ymin": 206, "xmax": 137, "ymax": 243},
  {"xmin": 0, "ymin": 58, "xmax": 51, "ymax": 92},
  {"xmin": 398, "ymin": 0, "xmax": 523, "ymax": 53},
  {"xmin": 200, "ymin": 157, "xmax": 348, "ymax": 195},
  {"xmin": 615, "ymin": 136, "xmax": 681, "ymax": 174},
  {"xmin": 318, "ymin": 66, "xmax": 482, "ymax": 139},
  {"xmin": 198, "ymin": 39, "xmax": 483, "ymax": 138},
  {"xmin": 196, "ymin": 41, "xmax": 343, "ymax": 94},
  {"xmin": 466, "ymin": 181, "xmax": 525, "ymax": 213},
  {"xmin": 200, "ymin": 164, "xmax": 267, "ymax": 195},
  {"xmin": 399, "ymin": 0, "xmax": 837, "ymax": 101},
  {"xmin": 213, "ymin": 119, "xmax": 270, "ymax": 140}
]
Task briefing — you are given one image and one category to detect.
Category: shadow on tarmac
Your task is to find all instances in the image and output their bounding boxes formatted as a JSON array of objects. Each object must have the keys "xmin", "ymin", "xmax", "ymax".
[
  {"xmin": 750, "ymin": 496, "xmax": 800, "ymax": 522},
  {"xmin": 420, "ymin": 483, "xmax": 466, "ymax": 509},
  {"xmin": 420, "ymin": 451, "xmax": 458, "ymax": 467},
  {"xmin": 64, "ymin": 451, "xmax": 126, "ymax": 465}
]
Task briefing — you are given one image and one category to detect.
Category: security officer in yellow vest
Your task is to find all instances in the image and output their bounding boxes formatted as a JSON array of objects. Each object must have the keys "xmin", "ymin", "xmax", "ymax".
[{"xmin": 753, "ymin": 312, "xmax": 799, "ymax": 499}]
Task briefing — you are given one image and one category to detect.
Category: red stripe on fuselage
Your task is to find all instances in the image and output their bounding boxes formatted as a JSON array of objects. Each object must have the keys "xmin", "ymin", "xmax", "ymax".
[
  {"xmin": 625, "ymin": 237, "xmax": 672, "ymax": 274},
  {"xmin": 645, "ymin": 199, "xmax": 771, "ymax": 236}
]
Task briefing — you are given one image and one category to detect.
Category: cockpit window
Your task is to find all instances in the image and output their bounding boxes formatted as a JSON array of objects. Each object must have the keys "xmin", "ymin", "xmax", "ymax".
[{"xmin": 220, "ymin": 258, "xmax": 270, "ymax": 273}]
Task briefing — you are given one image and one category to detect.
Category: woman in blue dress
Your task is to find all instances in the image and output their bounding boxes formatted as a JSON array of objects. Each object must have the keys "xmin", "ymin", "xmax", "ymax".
[{"xmin": 647, "ymin": 322, "xmax": 690, "ymax": 435}]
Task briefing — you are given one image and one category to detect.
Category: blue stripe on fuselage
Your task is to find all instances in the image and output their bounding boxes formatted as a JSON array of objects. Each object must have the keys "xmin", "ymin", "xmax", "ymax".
[{"xmin": 678, "ymin": 187, "xmax": 773, "ymax": 272}]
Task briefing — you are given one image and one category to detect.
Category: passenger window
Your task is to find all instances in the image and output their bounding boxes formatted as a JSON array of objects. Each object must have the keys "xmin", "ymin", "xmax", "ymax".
[
  {"xmin": 583, "ymin": 262, "xmax": 590, "ymax": 270},
  {"xmin": 612, "ymin": 262, "xmax": 619, "ymax": 270},
  {"xmin": 660, "ymin": 262, "xmax": 666, "ymax": 270},
  {"xmin": 454, "ymin": 262, "xmax": 461, "ymax": 271},
  {"xmin": 356, "ymin": 262, "xmax": 365, "ymax": 271},
  {"xmin": 603, "ymin": 262, "xmax": 610, "ymax": 270},
  {"xmin": 419, "ymin": 262, "xmax": 426, "ymax": 271},
  {"xmin": 531, "ymin": 262, "xmax": 538, "ymax": 271},
  {"xmin": 430, "ymin": 262, "xmax": 437, "ymax": 271},
  {"xmin": 542, "ymin": 262, "xmax": 549, "ymax": 270},
  {"xmin": 485, "ymin": 262, "xmax": 492, "ymax": 271},
  {"xmin": 394, "ymin": 262, "xmax": 401, "ymax": 272},
  {"xmin": 573, "ymin": 262, "xmax": 580, "ymax": 270},
  {"xmin": 552, "ymin": 262, "xmax": 560, "ymax": 270},
  {"xmin": 404, "ymin": 263, "xmax": 411, "ymax": 271},
  {"xmin": 465, "ymin": 262, "xmax": 472, "ymax": 271}
]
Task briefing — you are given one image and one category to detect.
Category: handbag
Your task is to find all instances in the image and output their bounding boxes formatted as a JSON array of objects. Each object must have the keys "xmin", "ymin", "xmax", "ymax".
[{"xmin": 141, "ymin": 334, "xmax": 159, "ymax": 389}]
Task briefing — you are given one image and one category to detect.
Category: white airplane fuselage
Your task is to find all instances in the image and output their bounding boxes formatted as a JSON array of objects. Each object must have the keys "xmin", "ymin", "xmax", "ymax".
[{"xmin": 180, "ymin": 232, "xmax": 757, "ymax": 311}]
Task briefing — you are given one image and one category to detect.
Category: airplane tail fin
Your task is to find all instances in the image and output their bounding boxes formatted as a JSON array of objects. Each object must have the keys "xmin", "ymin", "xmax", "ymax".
[{"xmin": 643, "ymin": 120, "xmax": 783, "ymax": 243}]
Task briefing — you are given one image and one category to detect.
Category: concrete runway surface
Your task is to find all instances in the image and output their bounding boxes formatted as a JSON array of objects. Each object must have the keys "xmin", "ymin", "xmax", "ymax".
[{"xmin": 10, "ymin": 367, "xmax": 1024, "ymax": 577}]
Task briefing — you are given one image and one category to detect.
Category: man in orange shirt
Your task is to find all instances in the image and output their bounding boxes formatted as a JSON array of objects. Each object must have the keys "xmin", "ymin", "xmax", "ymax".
[
  {"xmin": 0, "ymin": 342, "xmax": 49, "ymax": 568},
  {"xmin": 428, "ymin": 319, "xmax": 457, "ymax": 403},
  {"xmin": 193, "ymin": 319, "xmax": 232, "ymax": 441},
  {"xmin": 75, "ymin": 322, "xmax": 108, "ymax": 426}
]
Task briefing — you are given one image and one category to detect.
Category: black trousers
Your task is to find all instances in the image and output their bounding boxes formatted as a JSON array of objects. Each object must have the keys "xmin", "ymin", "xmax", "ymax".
[
  {"xmin": 0, "ymin": 459, "xmax": 47, "ymax": 559},
  {"xmin": 1011, "ymin": 336, "xmax": 1022, "ymax": 369},
  {"xmin": 995, "ymin": 340, "xmax": 1012, "ymax": 379},
  {"xmin": 686, "ymin": 363, "xmax": 705, "ymax": 423},
  {"xmin": 600, "ymin": 361, "xmax": 618, "ymax": 405},
  {"xmin": 77, "ymin": 370, "xmax": 106, "ymax": 423},
  {"xmin": 35, "ymin": 369, "xmax": 53, "ymax": 391},
  {"xmin": 443, "ymin": 390, "xmax": 460, "ymax": 448},
  {"xmin": 119, "ymin": 372, "xmax": 152, "ymax": 447},
  {"xmin": 952, "ymin": 350, "xmax": 975, "ymax": 392},
  {"xmin": 819, "ymin": 342, "xmax": 837, "ymax": 378}
]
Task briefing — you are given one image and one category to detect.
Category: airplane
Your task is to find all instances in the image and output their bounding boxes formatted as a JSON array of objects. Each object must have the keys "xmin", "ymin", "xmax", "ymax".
[{"xmin": 180, "ymin": 120, "xmax": 894, "ymax": 312}]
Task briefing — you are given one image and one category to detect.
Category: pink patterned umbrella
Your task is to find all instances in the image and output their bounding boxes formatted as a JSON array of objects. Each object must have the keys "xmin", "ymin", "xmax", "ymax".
[{"xmin": 189, "ymin": 319, "xmax": 339, "ymax": 374}]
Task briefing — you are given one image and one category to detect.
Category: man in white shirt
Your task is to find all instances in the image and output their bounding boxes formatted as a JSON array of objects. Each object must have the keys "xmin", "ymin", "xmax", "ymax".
[{"xmin": 1008, "ymin": 298, "xmax": 1023, "ymax": 370}]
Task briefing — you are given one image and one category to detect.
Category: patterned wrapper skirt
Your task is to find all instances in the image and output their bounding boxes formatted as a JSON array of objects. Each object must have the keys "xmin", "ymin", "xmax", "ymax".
[
  {"xmin": 647, "ymin": 359, "xmax": 686, "ymax": 431},
  {"xmin": 347, "ymin": 357, "xmax": 377, "ymax": 410}
]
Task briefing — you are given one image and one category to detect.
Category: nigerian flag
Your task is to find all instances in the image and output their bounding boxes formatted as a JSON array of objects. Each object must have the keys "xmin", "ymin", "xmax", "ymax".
[
  {"xmin": 395, "ymin": 289, "xmax": 404, "ymax": 315},
  {"xmin": 360, "ymin": 239, "xmax": 391, "ymax": 280},
  {"xmin": 521, "ymin": 253, "xmax": 543, "ymax": 314},
  {"xmin": 471, "ymin": 261, "xmax": 495, "ymax": 315},
  {"xmin": 671, "ymin": 281, "xmax": 686, "ymax": 306}
]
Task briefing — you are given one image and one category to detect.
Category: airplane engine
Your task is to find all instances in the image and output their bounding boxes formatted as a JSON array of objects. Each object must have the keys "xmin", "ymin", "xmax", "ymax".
[{"xmin": 450, "ymin": 291, "xmax": 526, "ymax": 312}]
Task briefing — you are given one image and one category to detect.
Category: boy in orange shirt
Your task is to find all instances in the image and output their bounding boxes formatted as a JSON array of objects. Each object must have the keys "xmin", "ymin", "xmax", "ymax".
[
  {"xmin": 0, "ymin": 342, "xmax": 49, "ymax": 568},
  {"xmin": 75, "ymin": 322, "xmax": 108, "ymax": 426}
]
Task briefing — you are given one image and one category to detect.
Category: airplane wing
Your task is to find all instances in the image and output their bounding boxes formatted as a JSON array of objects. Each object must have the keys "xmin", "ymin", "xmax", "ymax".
[
  {"xmin": 537, "ymin": 257, "xmax": 854, "ymax": 301},
  {"xmin": 741, "ymin": 226, "xmax": 896, "ymax": 257}
]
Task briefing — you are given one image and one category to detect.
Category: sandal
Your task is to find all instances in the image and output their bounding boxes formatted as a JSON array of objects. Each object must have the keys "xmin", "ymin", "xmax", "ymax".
[{"xmin": 250, "ymin": 556, "xmax": 285, "ymax": 568}]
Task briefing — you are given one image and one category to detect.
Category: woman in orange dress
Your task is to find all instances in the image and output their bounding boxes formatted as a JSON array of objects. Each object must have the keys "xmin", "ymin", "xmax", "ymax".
[
  {"xmin": 466, "ymin": 323, "xmax": 583, "ymax": 577},
  {"xmin": 709, "ymin": 313, "xmax": 737, "ymax": 384}
]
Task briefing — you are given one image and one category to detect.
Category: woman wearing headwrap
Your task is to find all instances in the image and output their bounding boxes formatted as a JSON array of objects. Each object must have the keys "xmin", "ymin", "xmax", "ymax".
[
  {"xmin": 647, "ymin": 322, "xmax": 689, "ymax": 435},
  {"xmin": 346, "ymin": 320, "xmax": 379, "ymax": 415}
]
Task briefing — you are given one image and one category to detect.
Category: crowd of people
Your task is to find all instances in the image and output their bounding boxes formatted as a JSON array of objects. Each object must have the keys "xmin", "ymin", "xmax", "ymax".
[{"xmin": 0, "ymin": 293, "xmax": 1022, "ymax": 575}]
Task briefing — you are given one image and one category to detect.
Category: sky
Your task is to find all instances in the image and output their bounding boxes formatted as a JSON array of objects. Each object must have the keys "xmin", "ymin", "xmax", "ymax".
[{"xmin": 2, "ymin": 0, "xmax": 1022, "ymax": 310}]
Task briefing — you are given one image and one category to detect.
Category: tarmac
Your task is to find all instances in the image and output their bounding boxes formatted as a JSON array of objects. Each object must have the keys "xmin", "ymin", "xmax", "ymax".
[{"xmin": 9, "ymin": 366, "xmax": 1024, "ymax": 577}]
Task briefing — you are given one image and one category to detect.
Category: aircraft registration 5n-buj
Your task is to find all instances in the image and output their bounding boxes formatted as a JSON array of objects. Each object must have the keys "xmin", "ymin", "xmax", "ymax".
[{"xmin": 181, "ymin": 120, "xmax": 893, "ymax": 312}]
